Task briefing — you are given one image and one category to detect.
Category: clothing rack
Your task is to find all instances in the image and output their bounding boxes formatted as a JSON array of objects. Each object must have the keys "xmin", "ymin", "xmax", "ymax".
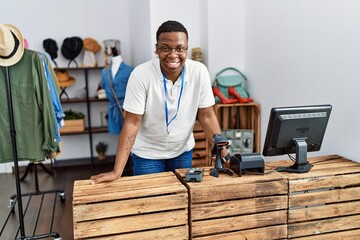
[
  {"xmin": 1, "ymin": 66, "xmax": 64, "ymax": 240},
  {"xmin": 20, "ymin": 161, "xmax": 54, "ymax": 181}
]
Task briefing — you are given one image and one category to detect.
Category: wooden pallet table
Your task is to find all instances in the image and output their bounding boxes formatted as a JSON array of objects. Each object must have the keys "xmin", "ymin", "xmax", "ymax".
[
  {"xmin": 176, "ymin": 167, "xmax": 288, "ymax": 240},
  {"xmin": 73, "ymin": 172, "xmax": 188, "ymax": 239},
  {"xmin": 266, "ymin": 155, "xmax": 360, "ymax": 239}
]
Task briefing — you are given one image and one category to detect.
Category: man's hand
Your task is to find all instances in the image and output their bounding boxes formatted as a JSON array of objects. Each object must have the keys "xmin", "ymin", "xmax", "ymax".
[{"xmin": 90, "ymin": 170, "xmax": 120, "ymax": 184}]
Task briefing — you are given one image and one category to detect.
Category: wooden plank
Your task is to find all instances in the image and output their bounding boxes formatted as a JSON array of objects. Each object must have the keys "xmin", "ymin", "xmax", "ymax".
[
  {"xmin": 74, "ymin": 193, "xmax": 188, "ymax": 222},
  {"xmin": 289, "ymin": 201, "xmax": 360, "ymax": 222},
  {"xmin": 73, "ymin": 179, "xmax": 185, "ymax": 197},
  {"xmin": 239, "ymin": 107, "xmax": 247, "ymax": 129},
  {"xmin": 266, "ymin": 156, "xmax": 360, "ymax": 180},
  {"xmin": 288, "ymin": 214, "xmax": 360, "ymax": 238},
  {"xmin": 192, "ymin": 195, "xmax": 288, "ymax": 220},
  {"xmin": 205, "ymin": 134, "xmax": 210, "ymax": 166},
  {"xmin": 265, "ymin": 155, "xmax": 342, "ymax": 169},
  {"xmin": 88, "ymin": 226, "xmax": 189, "ymax": 240},
  {"xmin": 192, "ymin": 179, "xmax": 288, "ymax": 203},
  {"xmin": 73, "ymin": 173, "xmax": 186, "ymax": 204},
  {"xmin": 289, "ymin": 173, "xmax": 360, "ymax": 193},
  {"xmin": 230, "ymin": 106, "xmax": 237, "ymax": 128},
  {"xmin": 177, "ymin": 167, "xmax": 278, "ymax": 180},
  {"xmin": 285, "ymin": 165, "xmax": 360, "ymax": 181},
  {"xmin": 194, "ymin": 225, "xmax": 287, "ymax": 240},
  {"xmin": 193, "ymin": 121, "xmax": 203, "ymax": 131},
  {"xmin": 192, "ymin": 210, "xmax": 287, "ymax": 237},
  {"xmin": 73, "ymin": 172, "xmax": 179, "ymax": 193},
  {"xmin": 309, "ymin": 161, "xmax": 360, "ymax": 171},
  {"xmin": 253, "ymin": 105, "xmax": 261, "ymax": 153},
  {"xmin": 291, "ymin": 229, "xmax": 360, "ymax": 240},
  {"xmin": 73, "ymin": 172, "xmax": 180, "ymax": 189},
  {"xmin": 193, "ymin": 149, "xmax": 206, "ymax": 158},
  {"xmin": 289, "ymin": 186, "xmax": 360, "ymax": 208},
  {"xmin": 309, "ymin": 154, "xmax": 344, "ymax": 162},
  {"xmin": 74, "ymin": 171, "xmax": 175, "ymax": 185},
  {"xmin": 222, "ymin": 107, "xmax": 230, "ymax": 129},
  {"xmin": 192, "ymin": 159, "xmax": 207, "ymax": 167},
  {"xmin": 73, "ymin": 184, "xmax": 186, "ymax": 205},
  {"xmin": 194, "ymin": 140, "xmax": 206, "ymax": 149},
  {"xmin": 194, "ymin": 132, "xmax": 206, "ymax": 140},
  {"xmin": 74, "ymin": 210, "xmax": 187, "ymax": 239}
]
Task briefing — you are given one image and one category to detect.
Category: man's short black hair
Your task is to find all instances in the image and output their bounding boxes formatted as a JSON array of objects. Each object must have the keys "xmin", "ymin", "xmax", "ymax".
[{"xmin": 156, "ymin": 20, "xmax": 188, "ymax": 42}]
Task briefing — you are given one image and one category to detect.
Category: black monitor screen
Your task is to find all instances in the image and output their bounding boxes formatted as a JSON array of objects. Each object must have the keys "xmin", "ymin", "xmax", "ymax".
[{"xmin": 263, "ymin": 104, "xmax": 332, "ymax": 173}]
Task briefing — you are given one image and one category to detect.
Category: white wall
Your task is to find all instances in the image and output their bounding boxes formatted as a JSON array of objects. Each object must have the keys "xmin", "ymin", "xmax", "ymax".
[
  {"xmin": 1, "ymin": 0, "xmax": 359, "ymax": 172},
  {"xmin": 0, "ymin": 0, "xmax": 132, "ymax": 67},
  {"xmin": 148, "ymin": 0, "xmax": 205, "ymax": 61},
  {"xmin": 207, "ymin": 0, "xmax": 246, "ymax": 77},
  {"xmin": 128, "ymin": 0, "xmax": 152, "ymax": 65},
  {"xmin": 243, "ymin": 0, "xmax": 360, "ymax": 162}
]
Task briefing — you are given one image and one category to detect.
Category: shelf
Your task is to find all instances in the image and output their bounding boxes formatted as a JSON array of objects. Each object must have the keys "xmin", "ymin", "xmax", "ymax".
[
  {"xmin": 61, "ymin": 97, "xmax": 108, "ymax": 103},
  {"xmin": 60, "ymin": 126, "xmax": 108, "ymax": 135}
]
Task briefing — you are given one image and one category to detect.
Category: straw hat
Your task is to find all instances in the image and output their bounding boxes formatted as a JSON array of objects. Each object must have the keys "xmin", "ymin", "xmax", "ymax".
[
  {"xmin": 56, "ymin": 70, "xmax": 76, "ymax": 88},
  {"xmin": 83, "ymin": 38, "xmax": 101, "ymax": 53},
  {"xmin": 0, "ymin": 24, "xmax": 24, "ymax": 67}
]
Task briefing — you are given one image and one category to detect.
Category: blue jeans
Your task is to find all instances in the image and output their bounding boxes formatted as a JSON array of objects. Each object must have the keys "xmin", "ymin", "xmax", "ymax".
[{"xmin": 132, "ymin": 150, "xmax": 193, "ymax": 176}]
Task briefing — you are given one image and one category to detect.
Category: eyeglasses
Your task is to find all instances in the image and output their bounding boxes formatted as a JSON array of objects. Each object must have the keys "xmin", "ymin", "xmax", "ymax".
[{"xmin": 157, "ymin": 45, "xmax": 188, "ymax": 55}]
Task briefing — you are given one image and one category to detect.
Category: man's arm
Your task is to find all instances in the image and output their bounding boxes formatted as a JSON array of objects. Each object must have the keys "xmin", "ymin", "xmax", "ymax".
[
  {"xmin": 197, "ymin": 106, "xmax": 228, "ymax": 158},
  {"xmin": 90, "ymin": 112, "xmax": 142, "ymax": 184}
]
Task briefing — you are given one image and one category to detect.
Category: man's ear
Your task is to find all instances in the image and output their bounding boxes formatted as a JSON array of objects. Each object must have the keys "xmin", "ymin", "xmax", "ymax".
[{"xmin": 154, "ymin": 44, "xmax": 159, "ymax": 55}]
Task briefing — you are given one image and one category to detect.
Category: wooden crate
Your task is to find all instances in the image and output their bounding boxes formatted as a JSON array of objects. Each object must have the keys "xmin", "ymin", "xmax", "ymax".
[
  {"xmin": 60, "ymin": 119, "xmax": 85, "ymax": 133},
  {"xmin": 175, "ymin": 167, "xmax": 288, "ymax": 239},
  {"xmin": 73, "ymin": 172, "xmax": 189, "ymax": 239},
  {"xmin": 192, "ymin": 121, "xmax": 208, "ymax": 167},
  {"xmin": 212, "ymin": 103, "xmax": 261, "ymax": 159},
  {"xmin": 266, "ymin": 155, "xmax": 360, "ymax": 239}
]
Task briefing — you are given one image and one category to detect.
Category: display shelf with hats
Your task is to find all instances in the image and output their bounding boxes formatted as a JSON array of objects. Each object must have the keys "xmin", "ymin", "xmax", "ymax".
[
  {"xmin": 1, "ymin": 23, "xmax": 64, "ymax": 240},
  {"xmin": 49, "ymin": 36, "xmax": 112, "ymax": 166},
  {"xmin": 55, "ymin": 65, "xmax": 108, "ymax": 166}
]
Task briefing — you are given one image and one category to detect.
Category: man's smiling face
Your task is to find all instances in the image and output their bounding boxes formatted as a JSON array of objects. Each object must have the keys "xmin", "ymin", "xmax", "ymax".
[{"xmin": 155, "ymin": 32, "xmax": 188, "ymax": 81}]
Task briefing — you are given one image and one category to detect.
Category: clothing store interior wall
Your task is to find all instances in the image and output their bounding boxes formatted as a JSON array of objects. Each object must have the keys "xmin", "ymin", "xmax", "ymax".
[{"xmin": 1, "ymin": 0, "xmax": 359, "ymax": 173}]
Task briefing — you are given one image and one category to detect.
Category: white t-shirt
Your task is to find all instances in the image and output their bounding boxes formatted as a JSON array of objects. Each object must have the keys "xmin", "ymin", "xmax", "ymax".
[{"xmin": 123, "ymin": 58, "xmax": 215, "ymax": 159}]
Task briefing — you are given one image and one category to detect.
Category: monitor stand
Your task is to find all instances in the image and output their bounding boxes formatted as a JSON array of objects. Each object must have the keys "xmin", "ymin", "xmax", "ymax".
[{"xmin": 276, "ymin": 139, "xmax": 313, "ymax": 173}]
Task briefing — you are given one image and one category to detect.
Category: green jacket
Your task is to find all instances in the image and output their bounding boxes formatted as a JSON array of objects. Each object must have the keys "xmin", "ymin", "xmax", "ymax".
[{"xmin": 0, "ymin": 49, "xmax": 57, "ymax": 163}]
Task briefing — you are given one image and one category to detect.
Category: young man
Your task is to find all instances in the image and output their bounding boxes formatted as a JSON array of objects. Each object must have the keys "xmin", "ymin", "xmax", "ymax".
[{"xmin": 91, "ymin": 20, "xmax": 226, "ymax": 183}]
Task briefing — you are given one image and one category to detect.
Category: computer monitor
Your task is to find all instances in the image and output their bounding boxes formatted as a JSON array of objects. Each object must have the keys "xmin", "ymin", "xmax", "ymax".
[{"xmin": 263, "ymin": 104, "xmax": 332, "ymax": 173}]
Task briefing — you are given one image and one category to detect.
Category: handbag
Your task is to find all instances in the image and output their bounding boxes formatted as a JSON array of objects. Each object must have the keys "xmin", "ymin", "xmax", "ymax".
[
  {"xmin": 214, "ymin": 67, "xmax": 249, "ymax": 103},
  {"xmin": 107, "ymin": 69, "xmax": 125, "ymax": 117}
]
